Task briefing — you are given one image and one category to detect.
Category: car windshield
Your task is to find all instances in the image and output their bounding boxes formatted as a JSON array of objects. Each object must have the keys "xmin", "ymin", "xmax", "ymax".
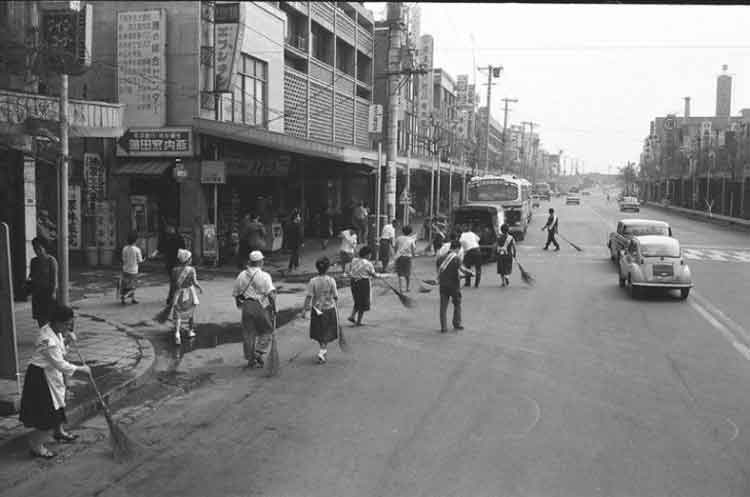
[
  {"xmin": 624, "ymin": 224, "xmax": 669, "ymax": 236},
  {"xmin": 467, "ymin": 181, "xmax": 519, "ymax": 202},
  {"xmin": 640, "ymin": 241, "xmax": 680, "ymax": 258}
]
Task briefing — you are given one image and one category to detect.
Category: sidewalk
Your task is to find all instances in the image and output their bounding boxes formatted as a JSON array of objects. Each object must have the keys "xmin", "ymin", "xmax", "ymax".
[{"xmin": 645, "ymin": 201, "xmax": 750, "ymax": 230}]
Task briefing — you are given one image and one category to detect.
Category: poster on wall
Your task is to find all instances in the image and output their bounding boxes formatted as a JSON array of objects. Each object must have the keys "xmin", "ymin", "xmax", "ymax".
[
  {"xmin": 95, "ymin": 201, "xmax": 116, "ymax": 250},
  {"xmin": 202, "ymin": 224, "xmax": 217, "ymax": 259},
  {"xmin": 116, "ymin": 9, "xmax": 167, "ymax": 127},
  {"xmin": 68, "ymin": 185, "xmax": 82, "ymax": 250}
]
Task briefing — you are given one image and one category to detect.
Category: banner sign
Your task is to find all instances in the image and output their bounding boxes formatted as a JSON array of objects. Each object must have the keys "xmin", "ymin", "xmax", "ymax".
[
  {"xmin": 0, "ymin": 223, "xmax": 19, "ymax": 384},
  {"xmin": 117, "ymin": 127, "xmax": 193, "ymax": 157},
  {"xmin": 41, "ymin": 5, "xmax": 93, "ymax": 75},
  {"xmin": 83, "ymin": 153, "xmax": 105, "ymax": 214},
  {"xmin": 368, "ymin": 104, "xmax": 383, "ymax": 134},
  {"xmin": 117, "ymin": 9, "xmax": 167, "ymax": 127},
  {"xmin": 201, "ymin": 161, "xmax": 226, "ymax": 184},
  {"xmin": 214, "ymin": 22, "xmax": 241, "ymax": 93}
]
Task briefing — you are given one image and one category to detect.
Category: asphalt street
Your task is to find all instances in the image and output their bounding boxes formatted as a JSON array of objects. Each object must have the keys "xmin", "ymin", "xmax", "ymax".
[{"xmin": 6, "ymin": 191, "xmax": 750, "ymax": 497}]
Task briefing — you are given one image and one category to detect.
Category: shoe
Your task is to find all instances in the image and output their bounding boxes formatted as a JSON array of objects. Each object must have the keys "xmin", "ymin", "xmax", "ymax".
[
  {"xmin": 187, "ymin": 329, "xmax": 196, "ymax": 339},
  {"xmin": 440, "ymin": 328, "xmax": 448, "ymax": 333},
  {"xmin": 53, "ymin": 432, "xmax": 79, "ymax": 443},
  {"xmin": 454, "ymin": 325, "xmax": 464, "ymax": 331},
  {"xmin": 316, "ymin": 352, "xmax": 327, "ymax": 364},
  {"xmin": 30, "ymin": 447, "xmax": 56, "ymax": 459},
  {"xmin": 542, "ymin": 247, "xmax": 548, "ymax": 251},
  {"xmin": 554, "ymin": 248, "xmax": 560, "ymax": 252},
  {"xmin": 347, "ymin": 316, "xmax": 356, "ymax": 325},
  {"xmin": 131, "ymin": 299, "xmax": 139, "ymax": 304},
  {"xmin": 174, "ymin": 333, "xmax": 181, "ymax": 345}
]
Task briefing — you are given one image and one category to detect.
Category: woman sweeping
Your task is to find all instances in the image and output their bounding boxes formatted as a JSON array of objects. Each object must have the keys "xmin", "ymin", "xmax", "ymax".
[
  {"xmin": 19, "ymin": 304, "xmax": 91, "ymax": 458},
  {"xmin": 348, "ymin": 246, "xmax": 377, "ymax": 326},
  {"xmin": 495, "ymin": 224, "xmax": 517, "ymax": 287},
  {"xmin": 170, "ymin": 249, "xmax": 203, "ymax": 345},
  {"xmin": 302, "ymin": 257, "xmax": 339, "ymax": 364}
]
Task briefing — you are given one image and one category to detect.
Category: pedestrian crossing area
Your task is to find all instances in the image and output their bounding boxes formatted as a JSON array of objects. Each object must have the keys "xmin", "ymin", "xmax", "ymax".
[
  {"xmin": 511, "ymin": 245, "xmax": 750, "ymax": 263},
  {"xmin": 681, "ymin": 248, "xmax": 750, "ymax": 263}
]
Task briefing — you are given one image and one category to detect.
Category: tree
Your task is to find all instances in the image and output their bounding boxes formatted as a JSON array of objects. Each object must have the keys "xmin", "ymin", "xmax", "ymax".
[{"xmin": 619, "ymin": 162, "xmax": 638, "ymax": 195}]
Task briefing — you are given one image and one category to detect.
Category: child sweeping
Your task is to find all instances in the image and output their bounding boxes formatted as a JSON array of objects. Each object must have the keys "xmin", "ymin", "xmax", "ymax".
[
  {"xmin": 170, "ymin": 249, "xmax": 203, "ymax": 345},
  {"xmin": 302, "ymin": 257, "xmax": 340, "ymax": 364}
]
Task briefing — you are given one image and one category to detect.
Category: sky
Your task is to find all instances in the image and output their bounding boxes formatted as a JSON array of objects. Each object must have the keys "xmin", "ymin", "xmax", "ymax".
[{"xmin": 365, "ymin": 2, "xmax": 750, "ymax": 174}]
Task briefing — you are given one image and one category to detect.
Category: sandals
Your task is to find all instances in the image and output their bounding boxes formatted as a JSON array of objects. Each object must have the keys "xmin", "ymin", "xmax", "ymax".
[
  {"xmin": 54, "ymin": 432, "xmax": 79, "ymax": 443},
  {"xmin": 30, "ymin": 447, "xmax": 56, "ymax": 459}
]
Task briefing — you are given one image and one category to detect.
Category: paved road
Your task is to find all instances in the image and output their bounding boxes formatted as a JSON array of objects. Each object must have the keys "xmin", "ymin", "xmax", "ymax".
[{"xmin": 7, "ymin": 191, "xmax": 750, "ymax": 497}]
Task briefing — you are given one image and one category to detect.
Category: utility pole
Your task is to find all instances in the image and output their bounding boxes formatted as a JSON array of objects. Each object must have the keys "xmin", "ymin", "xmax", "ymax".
[
  {"xmin": 58, "ymin": 73, "xmax": 70, "ymax": 306},
  {"xmin": 521, "ymin": 121, "xmax": 537, "ymax": 179},
  {"xmin": 500, "ymin": 98, "xmax": 517, "ymax": 173},
  {"xmin": 478, "ymin": 65, "xmax": 502, "ymax": 174},
  {"xmin": 385, "ymin": 3, "xmax": 402, "ymax": 221}
]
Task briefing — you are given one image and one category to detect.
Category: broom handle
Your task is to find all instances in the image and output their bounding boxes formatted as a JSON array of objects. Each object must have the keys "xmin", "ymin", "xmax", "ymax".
[{"xmin": 73, "ymin": 345, "xmax": 114, "ymax": 420}]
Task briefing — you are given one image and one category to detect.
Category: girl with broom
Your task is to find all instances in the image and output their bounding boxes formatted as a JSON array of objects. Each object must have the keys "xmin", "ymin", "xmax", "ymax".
[
  {"xmin": 495, "ymin": 224, "xmax": 517, "ymax": 287},
  {"xmin": 348, "ymin": 246, "xmax": 378, "ymax": 326},
  {"xmin": 170, "ymin": 249, "xmax": 203, "ymax": 345},
  {"xmin": 301, "ymin": 257, "xmax": 340, "ymax": 364},
  {"xmin": 19, "ymin": 304, "xmax": 91, "ymax": 458}
]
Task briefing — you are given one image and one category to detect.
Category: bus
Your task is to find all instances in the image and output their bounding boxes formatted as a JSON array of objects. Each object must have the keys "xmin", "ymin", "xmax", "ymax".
[{"xmin": 465, "ymin": 175, "xmax": 533, "ymax": 241}]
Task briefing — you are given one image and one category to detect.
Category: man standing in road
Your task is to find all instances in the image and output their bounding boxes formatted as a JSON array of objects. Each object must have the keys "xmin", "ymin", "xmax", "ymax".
[
  {"xmin": 233, "ymin": 251, "xmax": 276, "ymax": 369},
  {"xmin": 460, "ymin": 224, "xmax": 482, "ymax": 288},
  {"xmin": 436, "ymin": 240, "xmax": 468, "ymax": 333},
  {"xmin": 542, "ymin": 208, "xmax": 560, "ymax": 251},
  {"xmin": 352, "ymin": 201, "xmax": 369, "ymax": 244},
  {"xmin": 379, "ymin": 218, "xmax": 398, "ymax": 271}
]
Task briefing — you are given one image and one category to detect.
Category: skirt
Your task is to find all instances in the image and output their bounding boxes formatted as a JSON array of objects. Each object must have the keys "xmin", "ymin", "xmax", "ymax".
[
  {"xmin": 350, "ymin": 278, "xmax": 371, "ymax": 312},
  {"xmin": 395, "ymin": 256, "xmax": 412, "ymax": 277},
  {"xmin": 310, "ymin": 307, "xmax": 339, "ymax": 344},
  {"xmin": 172, "ymin": 287, "xmax": 199, "ymax": 320},
  {"xmin": 497, "ymin": 254, "xmax": 513, "ymax": 276},
  {"xmin": 19, "ymin": 364, "xmax": 66, "ymax": 430},
  {"xmin": 120, "ymin": 272, "xmax": 138, "ymax": 296}
]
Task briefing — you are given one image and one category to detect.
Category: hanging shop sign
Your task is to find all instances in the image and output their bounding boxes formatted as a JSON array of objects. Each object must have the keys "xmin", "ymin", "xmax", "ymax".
[
  {"xmin": 368, "ymin": 104, "xmax": 383, "ymax": 134},
  {"xmin": 83, "ymin": 153, "xmax": 105, "ymax": 214},
  {"xmin": 41, "ymin": 4, "xmax": 93, "ymax": 75},
  {"xmin": 117, "ymin": 127, "xmax": 193, "ymax": 157},
  {"xmin": 201, "ymin": 161, "xmax": 226, "ymax": 184},
  {"xmin": 116, "ymin": 9, "xmax": 167, "ymax": 127},
  {"xmin": 68, "ymin": 184, "xmax": 82, "ymax": 250},
  {"xmin": 214, "ymin": 4, "xmax": 243, "ymax": 93}
]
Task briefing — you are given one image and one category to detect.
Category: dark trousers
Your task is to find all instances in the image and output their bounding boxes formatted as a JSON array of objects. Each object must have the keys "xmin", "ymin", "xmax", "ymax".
[
  {"xmin": 288, "ymin": 246, "xmax": 300, "ymax": 270},
  {"xmin": 544, "ymin": 231, "xmax": 560, "ymax": 250},
  {"xmin": 439, "ymin": 286, "xmax": 462, "ymax": 331},
  {"xmin": 463, "ymin": 248, "xmax": 482, "ymax": 287}
]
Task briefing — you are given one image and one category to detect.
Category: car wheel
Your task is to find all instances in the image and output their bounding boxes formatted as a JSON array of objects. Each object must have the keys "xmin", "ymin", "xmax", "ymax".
[{"xmin": 680, "ymin": 288, "xmax": 690, "ymax": 300}]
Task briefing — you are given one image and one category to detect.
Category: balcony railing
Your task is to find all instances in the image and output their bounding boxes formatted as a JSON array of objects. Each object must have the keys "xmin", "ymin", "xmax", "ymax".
[
  {"xmin": 0, "ymin": 89, "xmax": 125, "ymax": 138},
  {"xmin": 285, "ymin": 34, "xmax": 308, "ymax": 52}
]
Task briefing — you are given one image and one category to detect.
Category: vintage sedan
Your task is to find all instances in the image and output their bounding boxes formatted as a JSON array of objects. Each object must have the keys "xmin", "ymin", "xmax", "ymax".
[
  {"xmin": 618, "ymin": 235, "xmax": 692, "ymax": 299},
  {"xmin": 608, "ymin": 218, "xmax": 671, "ymax": 262},
  {"xmin": 565, "ymin": 193, "xmax": 581, "ymax": 205},
  {"xmin": 619, "ymin": 196, "xmax": 640, "ymax": 212}
]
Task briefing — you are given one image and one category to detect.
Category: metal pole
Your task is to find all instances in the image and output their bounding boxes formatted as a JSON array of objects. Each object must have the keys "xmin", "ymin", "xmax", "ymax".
[
  {"xmin": 385, "ymin": 3, "xmax": 402, "ymax": 220},
  {"xmin": 376, "ymin": 141, "xmax": 382, "ymax": 243},
  {"xmin": 448, "ymin": 160, "xmax": 453, "ymax": 216},
  {"xmin": 404, "ymin": 146, "xmax": 411, "ymax": 225},
  {"xmin": 58, "ymin": 73, "xmax": 69, "ymax": 307},
  {"xmin": 213, "ymin": 145, "xmax": 219, "ymax": 267},
  {"xmin": 429, "ymin": 144, "xmax": 435, "ymax": 240},
  {"xmin": 484, "ymin": 67, "xmax": 492, "ymax": 174},
  {"xmin": 436, "ymin": 148, "xmax": 441, "ymax": 216}
]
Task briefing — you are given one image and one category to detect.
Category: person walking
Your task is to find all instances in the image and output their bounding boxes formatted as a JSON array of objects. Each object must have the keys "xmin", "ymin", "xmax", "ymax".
[
  {"xmin": 542, "ymin": 208, "xmax": 560, "ymax": 251},
  {"xmin": 352, "ymin": 201, "xmax": 368, "ymax": 244},
  {"xmin": 460, "ymin": 224, "xmax": 483, "ymax": 288},
  {"xmin": 436, "ymin": 240, "xmax": 469, "ymax": 333},
  {"xmin": 19, "ymin": 304, "xmax": 91, "ymax": 458},
  {"xmin": 379, "ymin": 218, "xmax": 398, "ymax": 272},
  {"xmin": 247, "ymin": 214, "xmax": 267, "ymax": 252},
  {"xmin": 120, "ymin": 231, "xmax": 143, "ymax": 305},
  {"xmin": 286, "ymin": 209, "xmax": 304, "ymax": 273},
  {"xmin": 338, "ymin": 227, "xmax": 358, "ymax": 274},
  {"xmin": 393, "ymin": 225, "xmax": 417, "ymax": 292},
  {"xmin": 154, "ymin": 223, "xmax": 185, "ymax": 306},
  {"xmin": 26, "ymin": 237, "xmax": 58, "ymax": 327},
  {"xmin": 233, "ymin": 250, "xmax": 276, "ymax": 369},
  {"xmin": 169, "ymin": 249, "xmax": 203, "ymax": 345},
  {"xmin": 302, "ymin": 257, "xmax": 340, "ymax": 364},
  {"xmin": 431, "ymin": 217, "xmax": 447, "ymax": 255},
  {"xmin": 495, "ymin": 224, "xmax": 517, "ymax": 287},
  {"xmin": 348, "ymin": 246, "xmax": 377, "ymax": 326}
]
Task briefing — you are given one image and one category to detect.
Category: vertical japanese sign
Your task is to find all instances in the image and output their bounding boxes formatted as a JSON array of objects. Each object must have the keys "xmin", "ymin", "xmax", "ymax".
[
  {"xmin": 214, "ymin": 3, "xmax": 242, "ymax": 93},
  {"xmin": 456, "ymin": 75, "xmax": 468, "ymax": 107},
  {"xmin": 95, "ymin": 201, "xmax": 117, "ymax": 250},
  {"xmin": 83, "ymin": 153, "xmax": 105, "ymax": 214},
  {"xmin": 117, "ymin": 10, "xmax": 167, "ymax": 127},
  {"xmin": 68, "ymin": 185, "xmax": 82, "ymax": 250}
]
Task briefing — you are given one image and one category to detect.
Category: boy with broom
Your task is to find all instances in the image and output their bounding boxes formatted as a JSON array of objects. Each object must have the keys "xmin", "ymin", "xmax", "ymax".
[{"xmin": 436, "ymin": 240, "xmax": 471, "ymax": 333}]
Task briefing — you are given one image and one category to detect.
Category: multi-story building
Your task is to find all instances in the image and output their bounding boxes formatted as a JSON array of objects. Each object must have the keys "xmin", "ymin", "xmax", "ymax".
[
  {"xmin": 0, "ymin": 1, "xmax": 125, "ymax": 288},
  {"xmin": 70, "ymin": 1, "xmax": 378, "ymax": 262},
  {"xmin": 476, "ymin": 107, "xmax": 503, "ymax": 172}
]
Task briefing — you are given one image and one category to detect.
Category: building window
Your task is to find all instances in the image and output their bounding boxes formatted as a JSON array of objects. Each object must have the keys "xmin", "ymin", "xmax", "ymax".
[{"xmin": 234, "ymin": 54, "xmax": 268, "ymax": 127}]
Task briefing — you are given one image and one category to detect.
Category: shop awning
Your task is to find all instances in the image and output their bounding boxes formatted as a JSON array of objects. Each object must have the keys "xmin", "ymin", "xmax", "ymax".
[{"xmin": 113, "ymin": 160, "xmax": 172, "ymax": 176}]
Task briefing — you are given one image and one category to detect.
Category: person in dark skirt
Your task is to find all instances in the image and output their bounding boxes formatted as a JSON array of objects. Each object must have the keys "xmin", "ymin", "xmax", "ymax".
[
  {"xmin": 302, "ymin": 257, "xmax": 339, "ymax": 364},
  {"xmin": 348, "ymin": 246, "xmax": 377, "ymax": 326},
  {"xmin": 19, "ymin": 304, "xmax": 91, "ymax": 459},
  {"xmin": 495, "ymin": 224, "xmax": 517, "ymax": 287},
  {"xmin": 27, "ymin": 236, "xmax": 58, "ymax": 327}
]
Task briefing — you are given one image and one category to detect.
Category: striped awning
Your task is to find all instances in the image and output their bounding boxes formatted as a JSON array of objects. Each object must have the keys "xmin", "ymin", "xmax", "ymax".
[{"xmin": 113, "ymin": 160, "xmax": 172, "ymax": 176}]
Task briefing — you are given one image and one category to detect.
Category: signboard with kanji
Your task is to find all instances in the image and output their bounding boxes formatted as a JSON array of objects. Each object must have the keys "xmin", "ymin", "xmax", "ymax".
[
  {"xmin": 41, "ymin": 5, "xmax": 92, "ymax": 75},
  {"xmin": 201, "ymin": 161, "xmax": 226, "ymax": 184},
  {"xmin": 214, "ymin": 4, "xmax": 243, "ymax": 93},
  {"xmin": 117, "ymin": 127, "xmax": 193, "ymax": 157},
  {"xmin": 68, "ymin": 185, "xmax": 82, "ymax": 250},
  {"xmin": 83, "ymin": 153, "xmax": 105, "ymax": 214},
  {"xmin": 368, "ymin": 104, "xmax": 383, "ymax": 134},
  {"xmin": 116, "ymin": 9, "xmax": 167, "ymax": 127}
]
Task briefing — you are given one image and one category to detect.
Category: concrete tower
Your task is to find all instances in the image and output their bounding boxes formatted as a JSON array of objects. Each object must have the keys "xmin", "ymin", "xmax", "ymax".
[{"xmin": 716, "ymin": 64, "xmax": 731, "ymax": 117}]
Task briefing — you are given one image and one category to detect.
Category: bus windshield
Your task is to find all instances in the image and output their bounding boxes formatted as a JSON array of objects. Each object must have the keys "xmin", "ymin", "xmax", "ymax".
[{"xmin": 468, "ymin": 181, "xmax": 519, "ymax": 202}]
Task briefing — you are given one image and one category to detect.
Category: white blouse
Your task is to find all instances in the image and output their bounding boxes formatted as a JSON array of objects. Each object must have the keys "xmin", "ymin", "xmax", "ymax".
[{"xmin": 29, "ymin": 325, "xmax": 81, "ymax": 410}]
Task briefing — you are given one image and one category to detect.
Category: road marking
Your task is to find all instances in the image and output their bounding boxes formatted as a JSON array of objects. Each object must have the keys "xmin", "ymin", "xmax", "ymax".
[
  {"xmin": 703, "ymin": 250, "xmax": 730, "ymax": 262},
  {"xmin": 682, "ymin": 249, "xmax": 705, "ymax": 260},
  {"xmin": 689, "ymin": 291, "xmax": 750, "ymax": 363},
  {"xmin": 728, "ymin": 251, "xmax": 750, "ymax": 263}
]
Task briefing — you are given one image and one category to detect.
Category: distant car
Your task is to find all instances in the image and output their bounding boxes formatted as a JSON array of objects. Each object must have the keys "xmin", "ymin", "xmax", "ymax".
[
  {"xmin": 566, "ymin": 193, "xmax": 581, "ymax": 205},
  {"xmin": 620, "ymin": 196, "xmax": 640, "ymax": 212},
  {"xmin": 581, "ymin": 191, "xmax": 591, "ymax": 196},
  {"xmin": 618, "ymin": 235, "xmax": 692, "ymax": 299},
  {"xmin": 531, "ymin": 194, "xmax": 541, "ymax": 208},
  {"xmin": 608, "ymin": 218, "xmax": 672, "ymax": 262}
]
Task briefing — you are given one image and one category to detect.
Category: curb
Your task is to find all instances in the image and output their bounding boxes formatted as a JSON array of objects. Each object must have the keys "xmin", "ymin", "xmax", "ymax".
[{"xmin": 645, "ymin": 202, "xmax": 750, "ymax": 231}]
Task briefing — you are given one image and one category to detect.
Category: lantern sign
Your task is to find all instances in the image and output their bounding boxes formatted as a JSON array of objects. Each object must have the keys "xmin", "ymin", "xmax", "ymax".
[{"xmin": 41, "ymin": 5, "xmax": 92, "ymax": 75}]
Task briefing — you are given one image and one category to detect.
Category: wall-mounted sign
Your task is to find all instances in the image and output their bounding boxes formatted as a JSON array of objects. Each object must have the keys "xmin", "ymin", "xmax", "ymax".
[
  {"xmin": 117, "ymin": 127, "xmax": 193, "ymax": 157},
  {"xmin": 214, "ymin": 3, "xmax": 240, "ymax": 22},
  {"xmin": 214, "ymin": 20, "xmax": 243, "ymax": 93},
  {"xmin": 41, "ymin": 5, "xmax": 93, "ymax": 75},
  {"xmin": 368, "ymin": 104, "xmax": 383, "ymax": 134},
  {"xmin": 117, "ymin": 9, "xmax": 167, "ymax": 127},
  {"xmin": 68, "ymin": 184, "xmax": 82, "ymax": 250},
  {"xmin": 95, "ymin": 200, "xmax": 116, "ymax": 250},
  {"xmin": 225, "ymin": 157, "xmax": 290, "ymax": 177},
  {"xmin": 83, "ymin": 153, "xmax": 105, "ymax": 214},
  {"xmin": 173, "ymin": 158, "xmax": 188, "ymax": 182},
  {"xmin": 201, "ymin": 161, "xmax": 226, "ymax": 184}
]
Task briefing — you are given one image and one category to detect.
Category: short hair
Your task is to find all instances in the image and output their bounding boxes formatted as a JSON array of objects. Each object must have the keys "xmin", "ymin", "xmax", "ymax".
[
  {"xmin": 50, "ymin": 304, "xmax": 74, "ymax": 324},
  {"xmin": 358, "ymin": 246, "xmax": 372, "ymax": 258},
  {"xmin": 32, "ymin": 236, "xmax": 48, "ymax": 251},
  {"xmin": 450, "ymin": 240, "xmax": 461, "ymax": 250},
  {"xmin": 402, "ymin": 226, "xmax": 413, "ymax": 235},
  {"xmin": 391, "ymin": 219, "xmax": 398, "ymax": 225},
  {"xmin": 315, "ymin": 257, "xmax": 331, "ymax": 274},
  {"xmin": 500, "ymin": 224, "xmax": 509, "ymax": 234},
  {"xmin": 127, "ymin": 231, "xmax": 138, "ymax": 245},
  {"xmin": 549, "ymin": 208, "xmax": 554, "ymax": 214}
]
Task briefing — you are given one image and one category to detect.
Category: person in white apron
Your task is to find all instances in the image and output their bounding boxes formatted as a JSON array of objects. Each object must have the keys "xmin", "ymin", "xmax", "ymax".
[
  {"xmin": 170, "ymin": 249, "xmax": 204, "ymax": 345},
  {"xmin": 19, "ymin": 304, "xmax": 91, "ymax": 459}
]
